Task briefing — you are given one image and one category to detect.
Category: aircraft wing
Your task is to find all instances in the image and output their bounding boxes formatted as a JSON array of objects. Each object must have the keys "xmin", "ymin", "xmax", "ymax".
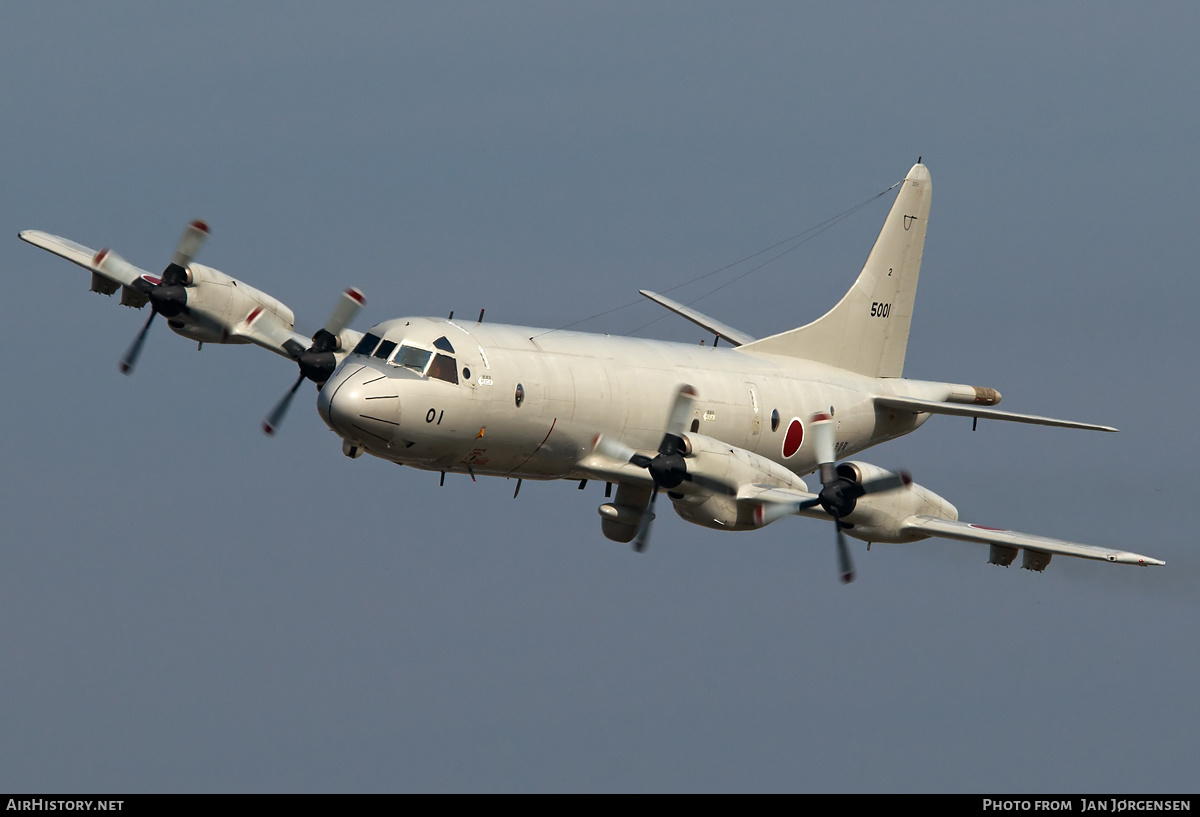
[
  {"xmin": 226, "ymin": 306, "xmax": 313, "ymax": 361},
  {"xmin": 874, "ymin": 395, "xmax": 1118, "ymax": 433},
  {"xmin": 902, "ymin": 515, "xmax": 1164, "ymax": 567},
  {"xmin": 20, "ymin": 229, "xmax": 148, "ymax": 289}
]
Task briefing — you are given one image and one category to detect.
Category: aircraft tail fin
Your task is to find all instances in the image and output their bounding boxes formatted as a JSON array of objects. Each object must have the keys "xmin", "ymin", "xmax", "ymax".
[{"xmin": 740, "ymin": 162, "xmax": 932, "ymax": 378}]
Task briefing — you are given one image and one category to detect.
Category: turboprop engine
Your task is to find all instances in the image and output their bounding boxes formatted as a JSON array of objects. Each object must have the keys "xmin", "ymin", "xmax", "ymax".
[
  {"xmin": 745, "ymin": 413, "xmax": 957, "ymax": 583},
  {"xmin": 155, "ymin": 262, "xmax": 295, "ymax": 345},
  {"xmin": 821, "ymin": 461, "xmax": 959, "ymax": 544},
  {"xmin": 591, "ymin": 386, "xmax": 812, "ymax": 548},
  {"xmin": 669, "ymin": 431, "xmax": 811, "ymax": 532},
  {"xmin": 89, "ymin": 221, "xmax": 297, "ymax": 373}
]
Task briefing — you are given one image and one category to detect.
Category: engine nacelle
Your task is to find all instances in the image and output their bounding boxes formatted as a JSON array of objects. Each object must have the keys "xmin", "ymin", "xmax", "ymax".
[
  {"xmin": 832, "ymin": 461, "xmax": 959, "ymax": 544},
  {"xmin": 165, "ymin": 263, "xmax": 296, "ymax": 344},
  {"xmin": 670, "ymin": 432, "xmax": 809, "ymax": 531}
]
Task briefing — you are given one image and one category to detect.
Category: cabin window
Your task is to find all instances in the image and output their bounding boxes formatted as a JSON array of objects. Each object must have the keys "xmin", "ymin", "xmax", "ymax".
[
  {"xmin": 771, "ymin": 409, "xmax": 780, "ymax": 432},
  {"xmin": 394, "ymin": 344, "xmax": 432, "ymax": 373},
  {"xmin": 515, "ymin": 383, "xmax": 525, "ymax": 408},
  {"xmin": 427, "ymin": 353, "xmax": 459, "ymax": 384},
  {"xmin": 353, "ymin": 333, "xmax": 381, "ymax": 356},
  {"xmin": 373, "ymin": 339, "xmax": 397, "ymax": 361}
]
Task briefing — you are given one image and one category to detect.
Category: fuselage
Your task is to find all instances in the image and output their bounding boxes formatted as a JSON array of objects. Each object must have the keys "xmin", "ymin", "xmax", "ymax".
[{"xmin": 316, "ymin": 316, "xmax": 948, "ymax": 483}]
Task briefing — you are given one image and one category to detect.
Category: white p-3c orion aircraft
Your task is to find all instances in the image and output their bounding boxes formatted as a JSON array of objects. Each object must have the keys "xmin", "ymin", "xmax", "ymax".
[{"xmin": 20, "ymin": 161, "xmax": 1165, "ymax": 582}]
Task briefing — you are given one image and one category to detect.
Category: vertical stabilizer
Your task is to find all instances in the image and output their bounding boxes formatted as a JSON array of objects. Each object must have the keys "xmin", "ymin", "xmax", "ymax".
[{"xmin": 741, "ymin": 163, "xmax": 932, "ymax": 378}]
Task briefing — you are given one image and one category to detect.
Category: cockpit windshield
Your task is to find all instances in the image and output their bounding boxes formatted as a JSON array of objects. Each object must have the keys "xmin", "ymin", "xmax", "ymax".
[
  {"xmin": 427, "ymin": 353, "xmax": 458, "ymax": 384},
  {"xmin": 373, "ymin": 339, "xmax": 397, "ymax": 361},
  {"xmin": 353, "ymin": 332, "xmax": 460, "ymax": 385},
  {"xmin": 353, "ymin": 333, "xmax": 381, "ymax": 356},
  {"xmin": 394, "ymin": 344, "xmax": 432, "ymax": 372}
]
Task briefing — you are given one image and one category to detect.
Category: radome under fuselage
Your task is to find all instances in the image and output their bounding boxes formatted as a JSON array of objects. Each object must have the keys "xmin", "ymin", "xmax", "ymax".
[{"xmin": 316, "ymin": 315, "xmax": 947, "ymax": 482}]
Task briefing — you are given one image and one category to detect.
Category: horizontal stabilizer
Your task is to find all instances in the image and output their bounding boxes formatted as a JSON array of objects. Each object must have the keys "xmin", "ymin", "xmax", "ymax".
[
  {"xmin": 903, "ymin": 515, "xmax": 1164, "ymax": 566},
  {"xmin": 874, "ymin": 395, "xmax": 1118, "ymax": 432},
  {"xmin": 638, "ymin": 290, "xmax": 756, "ymax": 346}
]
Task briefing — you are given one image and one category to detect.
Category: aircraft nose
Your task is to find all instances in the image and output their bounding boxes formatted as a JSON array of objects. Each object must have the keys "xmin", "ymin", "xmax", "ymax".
[{"xmin": 317, "ymin": 363, "xmax": 400, "ymax": 444}]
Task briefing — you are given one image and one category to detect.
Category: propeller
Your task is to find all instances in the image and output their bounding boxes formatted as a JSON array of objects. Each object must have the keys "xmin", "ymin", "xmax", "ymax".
[
  {"xmin": 592, "ymin": 384, "xmax": 734, "ymax": 552},
  {"xmin": 262, "ymin": 288, "xmax": 366, "ymax": 436},
  {"xmin": 98, "ymin": 220, "xmax": 209, "ymax": 375},
  {"xmin": 805, "ymin": 412, "xmax": 911, "ymax": 583}
]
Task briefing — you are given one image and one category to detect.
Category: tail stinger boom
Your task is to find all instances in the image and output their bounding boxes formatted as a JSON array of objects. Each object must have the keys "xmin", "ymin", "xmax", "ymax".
[{"xmin": 741, "ymin": 162, "xmax": 933, "ymax": 378}]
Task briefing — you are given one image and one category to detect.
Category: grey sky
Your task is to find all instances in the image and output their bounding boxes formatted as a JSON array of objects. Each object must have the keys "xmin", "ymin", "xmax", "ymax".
[{"xmin": 2, "ymin": 3, "xmax": 1197, "ymax": 792}]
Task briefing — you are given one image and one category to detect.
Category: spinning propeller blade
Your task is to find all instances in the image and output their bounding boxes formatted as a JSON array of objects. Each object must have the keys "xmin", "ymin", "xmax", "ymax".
[
  {"xmin": 665, "ymin": 384, "xmax": 698, "ymax": 436},
  {"xmin": 810, "ymin": 411, "xmax": 836, "ymax": 485},
  {"xmin": 263, "ymin": 372, "xmax": 306, "ymax": 436},
  {"xmin": 633, "ymin": 487, "xmax": 658, "ymax": 553},
  {"xmin": 835, "ymin": 522, "xmax": 855, "ymax": 584},
  {"xmin": 591, "ymin": 433, "xmax": 640, "ymax": 465},
  {"xmin": 119, "ymin": 307, "xmax": 158, "ymax": 375},
  {"xmin": 170, "ymin": 220, "xmax": 209, "ymax": 271},
  {"xmin": 321, "ymin": 288, "xmax": 367, "ymax": 341}
]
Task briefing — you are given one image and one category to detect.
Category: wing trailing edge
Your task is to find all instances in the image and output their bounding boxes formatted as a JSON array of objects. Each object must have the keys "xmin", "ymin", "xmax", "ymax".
[{"xmin": 873, "ymin": 394, "xmax": 1118, "ymax": 433}]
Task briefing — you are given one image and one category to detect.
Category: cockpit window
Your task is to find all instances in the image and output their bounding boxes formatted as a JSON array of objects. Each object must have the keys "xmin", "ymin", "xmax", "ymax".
[
  {"xmin": 373, "ymin": 339, "xmax": 397, "ymax": 360},
  {"xmin": 433, "ymin": 336, "xmax": 455, "ymax": 353},
  {"xmin": 394, "ymin": 344, "xmax": 432, "ymax": 373},
  {"xmin": 427, "ymin": 353, "xmax": 459, "ymax": 384},
  {"xmin": 353, "ymin": 333, "xmax": 381, "ymax": 356}
]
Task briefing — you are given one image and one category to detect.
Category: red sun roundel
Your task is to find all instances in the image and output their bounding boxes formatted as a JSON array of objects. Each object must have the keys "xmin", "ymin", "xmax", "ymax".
[{"xmin": 782, "ymin": 418, "xmax": 804, "ymax": 458}]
